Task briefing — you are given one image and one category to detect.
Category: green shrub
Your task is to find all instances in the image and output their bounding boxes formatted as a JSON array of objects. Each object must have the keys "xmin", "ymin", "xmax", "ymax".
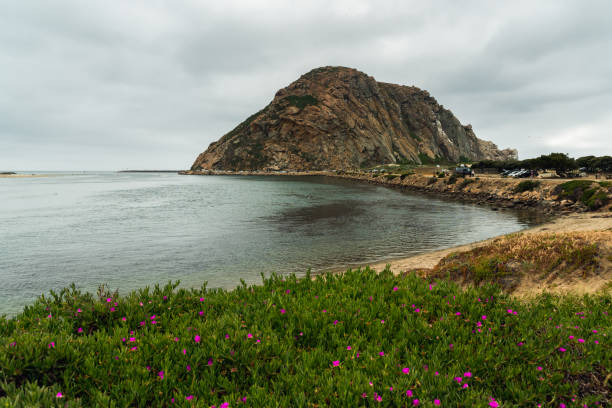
[
  {"xmin": 458, "ymin": 178, "xmax": 475, "ymax": 189},
  {"xmin": 554, "ymin": 180, "xmax": 610, "ymax": 210},
  {"xmin": 384, "ymin": 174, "xmax": 398, "ymax": 180},
  {"xmin": 447, "ymin": 174, "xmax": 458, "ymax": 185},
  {"xmin": 514, "ymin": 180, "xmax": 540, "ymax": 193}
]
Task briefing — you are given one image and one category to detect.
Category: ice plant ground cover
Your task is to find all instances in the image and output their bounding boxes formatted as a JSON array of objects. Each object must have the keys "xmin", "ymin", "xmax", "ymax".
[{"xmin": 0, "ymin": 267, "xmax": 609, "ymax": 407}]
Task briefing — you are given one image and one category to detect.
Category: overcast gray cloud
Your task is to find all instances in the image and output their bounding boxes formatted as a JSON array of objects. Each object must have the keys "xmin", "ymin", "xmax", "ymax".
[{"xmin": 1, "ymin": 0, "xmax": 610, "ymax": 170}]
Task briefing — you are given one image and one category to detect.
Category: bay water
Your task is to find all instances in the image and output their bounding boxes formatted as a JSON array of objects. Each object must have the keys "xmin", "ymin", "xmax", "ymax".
[{"xmin": 0, "ymin": 172, "xmax": 544, "ymax": 315}]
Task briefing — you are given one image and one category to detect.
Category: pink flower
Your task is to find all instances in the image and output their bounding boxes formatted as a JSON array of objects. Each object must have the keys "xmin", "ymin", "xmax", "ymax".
[
  {"xmin": 225, "ymin": 334, "xmax": 230, "ymax": 339},
  {"xmin": 406, "ymin": 390, "xmax": 413, "ymax": 397},
  {"xmin": 77, "ymin": 327, "xmax": 83, "ymax": 333},
  {"xmin": 208, "ymin": 359, "xmax": 213, "ymax": 366},
  {"xmin": 48, "ymin": 342, "xmax": 55, "ymax": 348},
  {"xmin": 158, "ymin": 371, "xmax": 164, "ymax": 379},
  {"xmin": 247, "ymin": 333, "xmax": 253, "ymax": 339},
  {"xmin": 464, "ymin": 372, "xmax": 472, "ymax": 377},
  {"xmin": 347, "ymin": 346, "xmax": 351, "ymax": 350},
  {"xmin": 220, "ymin": 402, "xmax": 229, "ymax": 408},
  {"xmin": 537, "ymin": 366, "xmax": 543, "ymax": 371},
  {"xmin": 376, "ymin": 395, "xmax": 382, "ymax": 402},
  {"xmin": 482, "ymin": 315, "xmax": 487, "ymax": 320},
  {"xmin": 56, "ymin": 392, "xmax": 63, "ymax": 398},
  {"xmin": 130, "ymin": 346, "xmax": 138, "ymax": 351},
  {"xmin": 454, "ymin": 377, "xmax": 462, "ymax": 383},
  {"xmin": 558, "ymin": 347, "xmax": 566, "ymax": 352},
  {"xmin": 186, "ymin": 365, "xmax": 191, "ymax": 371},
  {"xmin": 434, "ymin": 399, "xmax": 441, "ymax": 406},
  {"xmin": 402, "ymin": 367, "xmax": 410, "ymax": 374},
  {"xmin": 332, "ymin": 360, "xmax": 340, "ymax": 367},
  {"xmin": 199, "ymin": 311, "xmax": 204, "ymax": 316},
  {"xmin": 194, "ymin": 335, "xmax": 201, "ymax": 343},
  {"xmin": 578, "ymin": 338, "xmax": 585, "ymax": 343},
  {"xmin": 121, "ymin": 317, "xmax": 127, "ymax": 322},
  {"xmin": 106, "ymin": 298, "xmax": 112, "ymax": 303},
  {"xmin": 569, "ymin": 335, "xmax": 574, "ymax": 340},
  {"xmin": 507, "ymin": 309, "xmax": 513, "ymax": 314},
  {"xmin": 455, "ymin": 312, "xmax": 461, "ymax": 316},
  {"xmin": 333, "ymin": 320, "xmax": 338, "ymax": 325},
  {"xmin": 379, "ymin": 351, "xmax": 384, "ymax": 356},
  {"xmin": 129, "ymin": 337, "xmax": 136, "ymax": 342},
  {"xmin": 489, "ymin": 400, "xmax": 499, "ymax": 407},
  {"xmin": 280, "ymin": 309, "xmax": 286, "ymax": 314},
  {"xmin": 462, "ymin": 383, "xmax": 469, "ymax": 389},
  {"xmin": 413, "ymin": 399, "xmax": 420, "ymax": 406},
  {"xmin": 199, "ymin": 297, "xmax": 204, "ymax": 302},
  {"xmin": 393, "ymin": 286, "xmax": 399, "ymax": 291},
  {"xmin": 186, "ymin": 395, "xmax": 194, "ymax": 400}
]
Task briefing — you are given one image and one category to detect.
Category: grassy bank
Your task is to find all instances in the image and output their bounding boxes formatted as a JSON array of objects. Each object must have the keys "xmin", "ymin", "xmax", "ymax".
[{"xmin": 1, "ymin": 269, "xmax": 610, "ymax": 407}]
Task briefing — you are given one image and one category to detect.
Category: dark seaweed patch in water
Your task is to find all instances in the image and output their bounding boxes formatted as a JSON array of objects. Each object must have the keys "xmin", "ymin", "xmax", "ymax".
[{"xmin": 268, "ymin": 201, "xmax": 366, "ymax": 230}]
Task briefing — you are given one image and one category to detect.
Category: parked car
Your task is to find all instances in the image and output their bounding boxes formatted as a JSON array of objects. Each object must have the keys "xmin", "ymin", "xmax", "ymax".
[{"xmin": 454, "ymin": 167, "xmax": 474, "ymax": 177}]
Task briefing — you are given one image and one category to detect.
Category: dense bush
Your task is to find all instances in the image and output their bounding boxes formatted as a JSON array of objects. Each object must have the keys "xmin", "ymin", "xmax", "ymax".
[
  {"xmin": 473, "ymin": 153, "xmax": 579, "ymax": 174},
  {"xmin": 1, "ymin": 269, "xmax": 610, "ymax": 407},
  {"xmin": 555, "ymin": 180, "xmax": 610, "ymax": 210},
  {"xmin": 577, "ymin": 156, "xmax": 612, "ymax": 172},
  {"xmin": 513, "ymin": 180, "xmax": 540, "ymax": 193}
]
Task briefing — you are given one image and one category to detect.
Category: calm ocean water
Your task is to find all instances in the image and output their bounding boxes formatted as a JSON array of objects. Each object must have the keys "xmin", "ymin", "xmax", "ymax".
[{"xmin": 0, "ymin": 172, "xmax": 545, "ymax": 315}]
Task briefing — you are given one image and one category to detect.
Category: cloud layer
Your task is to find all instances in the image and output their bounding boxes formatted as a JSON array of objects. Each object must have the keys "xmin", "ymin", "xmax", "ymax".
[{"xmin": 1, "ymin": 0, "xmax": 610, "ymax": 170}]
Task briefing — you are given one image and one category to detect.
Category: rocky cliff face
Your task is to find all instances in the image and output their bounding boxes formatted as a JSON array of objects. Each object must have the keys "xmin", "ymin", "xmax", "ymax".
[{"xmin": 191, "ymin": 66, "xmax": 517, "ymax": 171}]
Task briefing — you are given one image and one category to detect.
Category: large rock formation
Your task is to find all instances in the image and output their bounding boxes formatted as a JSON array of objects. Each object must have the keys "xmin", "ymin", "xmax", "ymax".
[{"xmin": 191, "ymin": 66, "xmax": 517, "ymax": 171}]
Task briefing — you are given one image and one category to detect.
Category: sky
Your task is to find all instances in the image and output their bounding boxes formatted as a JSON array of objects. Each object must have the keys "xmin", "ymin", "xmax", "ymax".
[{"xmin": 1, "ymin": 0, "xmax": 611, "ymax": 171}]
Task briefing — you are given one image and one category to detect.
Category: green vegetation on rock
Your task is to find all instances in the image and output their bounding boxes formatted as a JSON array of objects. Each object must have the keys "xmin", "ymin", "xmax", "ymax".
[
  {"xmin": 282, "ymin": 95, "xmax": 319, "ymax": 110},
  {"xmin": 555, "ymin": 180, "xmax": 610, "ymax": 210}
]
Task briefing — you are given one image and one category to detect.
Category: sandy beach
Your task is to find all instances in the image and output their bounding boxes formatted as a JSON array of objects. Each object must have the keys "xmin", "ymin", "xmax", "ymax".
[
  {"xmin": 351, "ymin": 212, "xmax": 612, "ymax": 296},
  {"xmin": 0, "ymin": 173, "xmax": 50, "ymax": 178},
  {"xmin": 366, "ymin": 212, "xmax": 612, "ymax": 272}
]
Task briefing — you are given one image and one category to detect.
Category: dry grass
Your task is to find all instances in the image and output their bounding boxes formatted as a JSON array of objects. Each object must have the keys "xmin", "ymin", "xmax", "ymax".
[{"xmin": 429, "ymin": 231, "xmax": 611, "ymax": 292}]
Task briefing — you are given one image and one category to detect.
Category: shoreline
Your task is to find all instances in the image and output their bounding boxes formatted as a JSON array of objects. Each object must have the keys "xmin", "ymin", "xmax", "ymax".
[
  {"xmin": 0, "ymin": 173, "xmax": 51, "ymax": 178},
  {"xmin": 365, "ymin": 212, "xmax": 612, "ymax": 274},
  {"xmin": 180, "ymin": 169, "xmax": 612, "ymax": 216}
]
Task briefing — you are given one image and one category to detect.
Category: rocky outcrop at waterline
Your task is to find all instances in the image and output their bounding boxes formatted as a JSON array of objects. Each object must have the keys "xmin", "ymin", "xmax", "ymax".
[{"xmin": 191, "ymin": 66, "xmax": 517, "ymax": 171}]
